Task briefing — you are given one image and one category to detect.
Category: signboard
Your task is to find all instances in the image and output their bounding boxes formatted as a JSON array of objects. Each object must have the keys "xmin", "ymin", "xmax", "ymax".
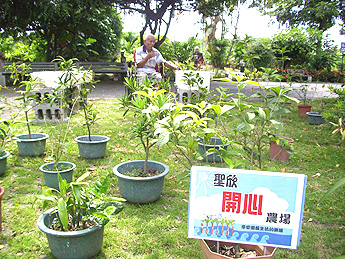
[
  {"xmin": 187, "ymin": 166, "xmax": 307, "ymax": 249},
  {"xmin": 341, "ymin": 42, "xmax": 345, "ymax": 53}
]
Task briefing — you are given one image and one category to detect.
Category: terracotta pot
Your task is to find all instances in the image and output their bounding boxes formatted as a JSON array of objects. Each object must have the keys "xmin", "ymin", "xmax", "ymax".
[
  {"xmin": 297, "ymin": 104, "xmax": 312, "ymax": 117},
  {"xmin": 270, "ymin": 138, "xmax": 294, "ymax": 162},
  {"xmin": 200, "ymin": 239, "xmax": 277, "ymax": 259}
]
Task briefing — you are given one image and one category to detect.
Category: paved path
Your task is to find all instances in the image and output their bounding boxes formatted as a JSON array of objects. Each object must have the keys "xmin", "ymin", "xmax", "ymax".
[{"xmin": 1, "ymin": 76, "xmax": 343, "ymax": 119}]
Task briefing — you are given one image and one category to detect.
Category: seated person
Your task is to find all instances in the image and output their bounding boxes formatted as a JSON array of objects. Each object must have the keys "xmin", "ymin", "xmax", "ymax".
[
  {"xmin": 191, "ymin": 46, "xmax": 204, "ymax": 68},
  {"xmin": 135, "ymin": 33, "xmax": 179, "ymax": 83}
]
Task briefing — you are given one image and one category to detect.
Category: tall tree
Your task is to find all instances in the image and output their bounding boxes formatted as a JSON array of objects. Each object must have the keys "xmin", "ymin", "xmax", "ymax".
[
  {"xmin": 0, "ymin": 0, "xmax": 122, "ymax": 61},
  {"xmin": 256, "ymin": 0, "xmax": 343, "ymax": 32},
  {"xmin": 115, "ymin": 0, "xmax": 186, "ymax": 48}
]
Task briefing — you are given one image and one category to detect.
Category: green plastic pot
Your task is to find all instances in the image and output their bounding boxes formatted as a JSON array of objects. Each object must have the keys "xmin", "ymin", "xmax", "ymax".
[
  {"xmin": 39, "ymin": 162, "xmax": 76, "ymax": 189},
  {"xmin": 198, "ymin": 137, "xmax": 229, "ymax": 163},
  {"xmin": 37, "ymin": 207, "xmax": 104, "ymax": 259},
  {"xmin": 113, "ymin": 160, "xmax": 169, "ymax": 204},
  {"xmin": 15, "ymin": 133, "xmax": 49, "ymax": 156},
  {"xmin": 0, "ymin": 151, "xmax": 10, "ymax": 176},
  {"xmin": 74, "ymin": 135, "xmax": 110, "ymax": 159},
  {"xmin": 306, "ymin": 112, "xmax": 325, "ymax": 125}
]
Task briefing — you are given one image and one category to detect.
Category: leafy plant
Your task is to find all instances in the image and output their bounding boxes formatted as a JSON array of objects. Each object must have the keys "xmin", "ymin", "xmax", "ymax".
[
  {"xmin": 45, "ymin": 56, "xmax": 90, "ymax": 165},
  {"xmin": 0, "ymin": 116, "xmax": 11, "ymax": 155},
  {"xmin": 121, "ymin": 86, "xmax": 175, "ymax": 173},
  {"xmin": 4, "ymin": 62, "xmax": 42, "ymax": 138},
  {"xmin": 217, "ymin": 75, "xmax": 298, "ymax": 169},
  {"xmin": 37, "ymin": 172, "xmax": 125, "ymax": 231}
]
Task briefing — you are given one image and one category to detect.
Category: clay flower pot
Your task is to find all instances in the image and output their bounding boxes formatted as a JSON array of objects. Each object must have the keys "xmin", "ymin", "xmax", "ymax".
[{"xmin": 298, "ymin": 104, "xmax": 312, "ymax": 117}]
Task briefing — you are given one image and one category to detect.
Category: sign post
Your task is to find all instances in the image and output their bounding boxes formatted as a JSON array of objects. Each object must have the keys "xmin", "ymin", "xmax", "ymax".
[{"xmin": 188, "ymin": 166, "xmax": 307, "ymax": 250}]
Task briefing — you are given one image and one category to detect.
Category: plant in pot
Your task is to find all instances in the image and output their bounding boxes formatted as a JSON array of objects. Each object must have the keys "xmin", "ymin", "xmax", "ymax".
[
  {"xmin": 216, "ymin": 76, "xmax": 298, "ymax": 170},
  {"xmin": 5, "ymin": 62, "xmax": 49, "ymax": 156},
  {"xmin": 0, "ymin": 116, "xmax": 11, "ymax": 175},
  {"xmin": 114, "ymin": 87, "xmax": 172, "ymax": 203},
  {"xmin": 74, "ymin": 71, "xmax": 110, "ymax": 159},
  {"xmin": 36, "ymin": 172, "xmax": 125, "ymax": 259},
  {"xmin": 39, "ymin": 57, "xmax": 82, "ymax": 189},
  {"xmin": 295, "ymin": 84, "xmax": 312, "ymax": 117}
]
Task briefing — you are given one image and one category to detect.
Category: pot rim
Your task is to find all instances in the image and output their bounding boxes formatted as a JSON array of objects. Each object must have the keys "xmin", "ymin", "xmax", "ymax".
[
  {"xmin": 297, "ymin": 104, "xmax": 312, "ymax": 108},
  {"xmin": 14, "ymin": 133, "xmax": 49, "ymax": 142},
  {"xmin": 113, "ymin": 160, "xmax": 169, "ymax": 181},
  {"xmin": 37, "ymin": 207, "xmax": 103, "ymax": 237},
  {"xmin": 39, "ymin": 161, "xmax": 76, "ymax": 174},
  {"xmin": 197, "ymin": 137, "xmax": 230, "ymax": 148},
  {"xmin": 306, "ymin": 112, "xmax": 322, "ymax": 117},
  {"xmin": 0, "ymin": 150, "xmax": 10, "ymax": 159},
  {"xmin": 74, "ymin": 135, "xmax": 110, "ymax": 144}
]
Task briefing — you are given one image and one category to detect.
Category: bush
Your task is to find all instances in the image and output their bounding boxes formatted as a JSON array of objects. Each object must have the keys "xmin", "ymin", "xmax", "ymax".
[
  {"xmin": 207, "ymin": 38, "xmax": 230, "ymax": 69},
  {"xmin": 247, "ymin": 38, "xmax": 275, "ymax": 69},
  {"xmin": 158, "ymin": 37, "xmax": 199, "ymax": 64}
]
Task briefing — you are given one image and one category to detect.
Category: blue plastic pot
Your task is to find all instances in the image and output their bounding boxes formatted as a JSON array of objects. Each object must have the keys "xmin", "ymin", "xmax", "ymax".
[
  {"xmin": 37, "ymin": 207, "xmax": 104, "ymax": 259},
  {"xmin": 74, "ymin": 135, "xmax": 110, "ymax": 159},
  {"xmin": 113, "ymin": 160, "xmax": 169, "ymax": 204},
  {"xmin": 198, "ymin": 137, "xmax": 229, "ymax": 163},
  {"xmin": 0, "ymin": 151, "xmax": 10, "ymax": 176},
  {"xmin": 15, "ymin": 133, "xmax": 49, "ymax": 156},
  {"xmin": 39, "ymin": 162, "xmax": 76, "ymax": 189},
  {"xmin": 306, "ymin": 112, "xmax": 325, "ymax": 125}
]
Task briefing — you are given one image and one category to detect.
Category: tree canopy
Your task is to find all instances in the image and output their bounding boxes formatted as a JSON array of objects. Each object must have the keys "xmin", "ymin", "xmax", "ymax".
[
  {"xmin": 0, "ymin": 0, "xmax": 122, "ymax": 61},
  {"xmin": 257, "ymin": 0, "xmax": 344, "ymax": 32}
]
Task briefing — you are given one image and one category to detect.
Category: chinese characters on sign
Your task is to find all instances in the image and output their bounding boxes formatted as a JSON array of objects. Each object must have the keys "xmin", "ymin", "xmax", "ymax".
[{"xmin": 188, "ymin": 166, "xmax": 307, "ymax": 249}]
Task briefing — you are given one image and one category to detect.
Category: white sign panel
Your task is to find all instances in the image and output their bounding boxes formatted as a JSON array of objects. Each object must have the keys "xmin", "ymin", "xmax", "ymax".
[{"xmin": 188, "ymin": 166, "xmax": 307, "ymax": 249}]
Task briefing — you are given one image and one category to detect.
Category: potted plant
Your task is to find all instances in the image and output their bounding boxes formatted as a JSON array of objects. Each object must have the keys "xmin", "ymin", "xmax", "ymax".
[
  {"xmin": 295, "ymin": 84, "xmax": 312, "ymax": 117},
  {"xmin": 39, "ymin": 57, "xmax": 81, "ymax": 189},
  {"xmin": 5, "ymin": 62, "xmax": 49, "ymax": 156},
  {"xmin": 114, "ymin": 87, "xmax": 171, "ymax": 203},
  {"xmin": 37, "ymin": 172, "xmax": 125, "ymax": 259},
  {"xmin": 0, "ymin": 117, "xmax": 11, "ymax": 175},
  {"xmin": 74, "ymin": 70, "xmax": 110, "ymax": 159}
]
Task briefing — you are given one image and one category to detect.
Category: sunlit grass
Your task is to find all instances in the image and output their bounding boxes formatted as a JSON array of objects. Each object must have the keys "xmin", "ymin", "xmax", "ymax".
[{"xmin": 0, "ymin": 98, "xmax": 344, "ymax": 258}]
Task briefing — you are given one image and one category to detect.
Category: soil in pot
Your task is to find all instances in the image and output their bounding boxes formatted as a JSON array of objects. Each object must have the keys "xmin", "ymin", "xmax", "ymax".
[
  {"xmin": 123, "ymin": 168, "xmax": 160, "ymax": 177},
  {"xmin": 201, "ymin": 239, "xmax": 277, "ymax": 259}
]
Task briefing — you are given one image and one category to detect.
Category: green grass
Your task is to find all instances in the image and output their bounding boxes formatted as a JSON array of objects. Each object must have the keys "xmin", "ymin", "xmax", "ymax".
[{"xmin": 0, "ymin": 98, "xmax": 344, "ymax": 258}]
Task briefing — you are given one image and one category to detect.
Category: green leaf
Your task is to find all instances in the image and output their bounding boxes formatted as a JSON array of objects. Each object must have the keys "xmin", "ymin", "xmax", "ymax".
[
  {"xmin": 58, "ymin": 198, "xmax": 68, "ymax": 231},
  {"xmin": 322, "ymin": 177, "xmax": 345, "ymax": 200},
  {"xmin": 157, "ymin": 131, "xmax": 170, "ymax": 148}
]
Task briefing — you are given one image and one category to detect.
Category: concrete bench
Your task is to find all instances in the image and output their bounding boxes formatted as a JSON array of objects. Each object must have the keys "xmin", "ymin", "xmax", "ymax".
[{"xmin": 77, "ymin": 62, "xmax": 128, "ymax": 81}]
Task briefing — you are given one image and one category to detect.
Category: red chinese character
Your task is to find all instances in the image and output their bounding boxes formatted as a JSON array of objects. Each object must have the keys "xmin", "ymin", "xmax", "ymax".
[
  {"xmin": 242, "ymin": 194, "xmax": 263, "ymax": 215},
  {"xmin": 222, "ymin": 191, "xmax": 241, "ymax": 213}
]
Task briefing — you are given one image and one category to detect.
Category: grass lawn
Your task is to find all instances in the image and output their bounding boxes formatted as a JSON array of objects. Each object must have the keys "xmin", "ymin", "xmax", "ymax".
[{"xmin": 0, "ymin": 97, "xmax": 344, "ymax": 258}]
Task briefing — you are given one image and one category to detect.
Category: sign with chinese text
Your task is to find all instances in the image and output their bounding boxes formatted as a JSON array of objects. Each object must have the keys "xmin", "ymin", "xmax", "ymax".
[{"xmin": 187, "ymin": 166, "xmax": 307, "ymax": 249}]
